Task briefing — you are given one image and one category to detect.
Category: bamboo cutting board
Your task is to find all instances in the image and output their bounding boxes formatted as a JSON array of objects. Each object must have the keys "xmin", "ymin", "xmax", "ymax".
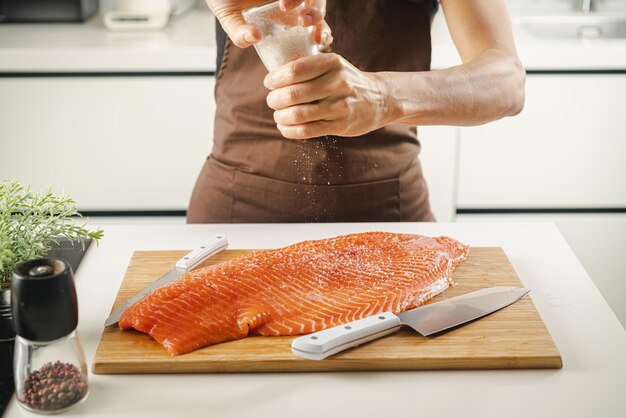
[{"xmin": 93, "ymin": 248, "xmax": 562, "ymax": 374}]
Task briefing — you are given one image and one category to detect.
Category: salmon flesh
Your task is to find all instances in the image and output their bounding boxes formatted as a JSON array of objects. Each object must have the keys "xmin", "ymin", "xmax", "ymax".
[{"xmin": 119, "ymin": 232, "xmax": 469, "ymax": 355}]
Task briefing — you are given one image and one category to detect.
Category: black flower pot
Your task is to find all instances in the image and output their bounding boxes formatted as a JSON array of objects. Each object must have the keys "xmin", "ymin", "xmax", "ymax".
[{"xmin": 0, "ymin": 288, "xmax": 15, "ymax": 415}]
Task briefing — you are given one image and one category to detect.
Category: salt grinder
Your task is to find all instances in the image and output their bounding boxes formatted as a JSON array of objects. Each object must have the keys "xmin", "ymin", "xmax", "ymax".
[
  {"xmin": 11, "ymin": 258, "xmax": 88, "ymax": 414},
  {"xmin": 243, "ymin": 0, "xmax": 321, "ymax": 71}
]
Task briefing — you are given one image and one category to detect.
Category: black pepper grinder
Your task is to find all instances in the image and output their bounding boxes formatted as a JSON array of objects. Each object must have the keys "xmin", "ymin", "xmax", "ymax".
[{"xmin": 11, "ymin": 258, "xmax": 88, "ymax": 414}]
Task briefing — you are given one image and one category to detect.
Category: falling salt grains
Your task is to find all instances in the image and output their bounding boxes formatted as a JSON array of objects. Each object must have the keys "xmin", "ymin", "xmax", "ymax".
[{"xmin": 292, "ymin": 133, "xmax": 345, "ymax": 221}]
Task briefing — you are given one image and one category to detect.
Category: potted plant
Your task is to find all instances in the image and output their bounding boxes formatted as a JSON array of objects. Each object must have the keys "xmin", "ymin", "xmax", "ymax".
[
  {"xmin": 0, "ymin": 179, "xmax": 103, "ymax": 345},
  {"xmin": 0, "ymin": 180, "xmax": 104, "ymax": 288}
]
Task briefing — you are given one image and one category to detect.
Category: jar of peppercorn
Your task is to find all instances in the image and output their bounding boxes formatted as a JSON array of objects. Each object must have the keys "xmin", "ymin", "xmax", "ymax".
[{"xmin": 11, "ymin": 258, "xmax": 88, "ymax": 414}]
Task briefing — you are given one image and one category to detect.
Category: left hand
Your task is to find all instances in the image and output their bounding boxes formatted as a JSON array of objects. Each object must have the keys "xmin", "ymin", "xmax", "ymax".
[
  {"xmin": 264, "ymin": 53, "xmax": 392, "ymax": 139},
  {"xmin": 206, "ymin": 0, "xmax": 328, "ymax": 48}
]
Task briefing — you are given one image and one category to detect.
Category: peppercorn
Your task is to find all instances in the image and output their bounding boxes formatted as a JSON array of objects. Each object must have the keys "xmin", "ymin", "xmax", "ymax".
[{"xmin": 18, "ymin": 361, "xmax": 87, "ymax": 411}]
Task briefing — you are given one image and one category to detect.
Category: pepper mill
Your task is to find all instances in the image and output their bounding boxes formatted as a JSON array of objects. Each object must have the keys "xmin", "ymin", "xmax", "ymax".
[{"xmin": 11, "ymin": 258, "xmax": 88, "ymax": 414}]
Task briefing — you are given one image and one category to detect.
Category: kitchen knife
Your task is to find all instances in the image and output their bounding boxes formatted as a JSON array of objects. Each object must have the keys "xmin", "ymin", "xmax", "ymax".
[
  {"xmin": 104, "ymin": 233, "xmax": 228, "ymax": 327},
  {"xmin": 291, "ymin": 286, "xmax": 530, "ymax": 360}
]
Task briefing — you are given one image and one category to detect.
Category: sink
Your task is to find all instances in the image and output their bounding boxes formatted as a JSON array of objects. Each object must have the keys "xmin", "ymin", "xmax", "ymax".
[{"xmin": 514, "ymin": 14, "xmax": 626, "ymax": 39}]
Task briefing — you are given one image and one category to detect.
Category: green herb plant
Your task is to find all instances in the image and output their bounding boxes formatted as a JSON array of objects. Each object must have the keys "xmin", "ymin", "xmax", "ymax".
[{"xmin": 0, "ymin": 180, "xmax": 104, "ymax": 288}]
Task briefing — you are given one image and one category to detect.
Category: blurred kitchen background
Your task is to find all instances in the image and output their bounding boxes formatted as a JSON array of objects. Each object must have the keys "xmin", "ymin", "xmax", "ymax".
[{"xmin": 0, "ymin": 0, "xmax": 624, "ymax": 327}]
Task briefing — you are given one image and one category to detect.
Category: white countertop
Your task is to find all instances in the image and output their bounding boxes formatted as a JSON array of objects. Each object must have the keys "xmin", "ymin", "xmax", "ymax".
[
  {"xmin": 0, "ymin": 6, "xmax": 217, "ymax": 72},
  {"xmin": 4, "ymin": 222, "xmax": 625, "ymax": 418},
  {"xmin": 1, "ymin": 6, "xmax": 626, "ymax": 72},
  {"xmin": 431, "ymin": 12, "xmax": 626, "ymax": 70}
]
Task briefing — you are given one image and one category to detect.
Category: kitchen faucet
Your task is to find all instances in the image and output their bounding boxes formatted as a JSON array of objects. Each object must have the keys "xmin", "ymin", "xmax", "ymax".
[{"xmin": 581, "ymin": 0, "xmax": 594, "ymax": 14}]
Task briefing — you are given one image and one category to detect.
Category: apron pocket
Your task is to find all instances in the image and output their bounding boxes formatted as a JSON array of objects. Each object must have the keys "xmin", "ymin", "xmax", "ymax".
[{"xmin": 232, "ymin": 169, "xmax": 400, "ymax": 223}]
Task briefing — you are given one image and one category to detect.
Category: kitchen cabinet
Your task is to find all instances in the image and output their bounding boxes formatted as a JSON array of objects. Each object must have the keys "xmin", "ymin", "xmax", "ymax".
[
  {"xmin": 0, "ymin": 5, "xmax": 216, "ymax": 212},
  {"xmin": 419, "ymin": 74, "xmax": 626, "ymax": 220},
  {"xmin": 0, "ymin": 76, "xmax": 215, "ymax": 210},
  {"xmin": 418, "ymin": 126, "xmax": 458, "ymax": 221},
  {"xmin": 456, "ymin": 74, "xmax": 626, "ymax": 209}
]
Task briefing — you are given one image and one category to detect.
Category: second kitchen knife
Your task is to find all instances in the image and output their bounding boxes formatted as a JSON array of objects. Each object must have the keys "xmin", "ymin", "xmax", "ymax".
[
  {"xmin": 291, "ymin": 286, "xmax": 530, "ymax": 360},
  {"xmin": 104, "ymin": 233, "xmax": 228, "ymax": 327}
]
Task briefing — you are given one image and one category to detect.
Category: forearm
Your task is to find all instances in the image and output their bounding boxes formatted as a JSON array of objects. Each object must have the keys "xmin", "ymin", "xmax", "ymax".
[{"xmin": 378, "ymin": 48, "xmax": 525, "ymax": 127}]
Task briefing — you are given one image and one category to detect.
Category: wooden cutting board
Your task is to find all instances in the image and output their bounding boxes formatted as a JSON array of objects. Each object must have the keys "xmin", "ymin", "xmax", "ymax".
[{"xmin": 92, "ymin": 248, "xmax": 562, "ymax": 374}]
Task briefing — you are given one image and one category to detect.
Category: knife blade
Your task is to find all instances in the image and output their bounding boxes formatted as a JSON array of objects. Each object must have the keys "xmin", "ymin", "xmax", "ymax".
[
  {"xmin": 291, "ymin": 286, "xmax": 530, "ymax": 360},
  {"xmin": 104, "ymin": 233, "xmax": 228, "ymax": 327}
]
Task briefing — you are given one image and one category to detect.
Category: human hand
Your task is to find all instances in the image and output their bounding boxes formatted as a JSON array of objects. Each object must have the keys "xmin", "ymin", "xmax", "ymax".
[
  {"xmin": 264, "ymin": 53, "xmax": 393, "ymax": 139},
  {"xmin": 206, "ymin": 0, "xmax": 328, "ymax": 48}
]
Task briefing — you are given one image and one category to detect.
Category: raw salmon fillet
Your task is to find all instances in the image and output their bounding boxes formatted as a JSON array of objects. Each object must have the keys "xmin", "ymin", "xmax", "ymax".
[{"xmin": 119, "ymin": 232, "xmax": 469, "ymax": 355}]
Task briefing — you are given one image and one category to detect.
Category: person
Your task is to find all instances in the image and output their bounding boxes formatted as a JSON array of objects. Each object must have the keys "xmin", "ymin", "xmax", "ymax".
[{"xmin": 187, "ymin": 0, "xmax": 525, "ymax": 223}]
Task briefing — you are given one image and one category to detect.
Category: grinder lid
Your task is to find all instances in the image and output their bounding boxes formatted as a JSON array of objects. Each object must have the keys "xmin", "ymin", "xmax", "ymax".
[{"xmin": 11, "ymin": 258, "xmax": 78, "ymax": 342}]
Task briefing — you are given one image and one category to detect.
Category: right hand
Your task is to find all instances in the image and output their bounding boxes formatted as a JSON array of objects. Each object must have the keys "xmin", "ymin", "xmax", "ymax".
[{"xmin": 205, "ymin": 0, "xmax": 329, "ymax": 48}]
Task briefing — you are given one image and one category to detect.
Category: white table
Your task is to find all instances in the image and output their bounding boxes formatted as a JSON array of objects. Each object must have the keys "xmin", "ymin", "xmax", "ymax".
[{"xmin": 5, "ymin": 223, "xmax": 625, "ymax": 417}]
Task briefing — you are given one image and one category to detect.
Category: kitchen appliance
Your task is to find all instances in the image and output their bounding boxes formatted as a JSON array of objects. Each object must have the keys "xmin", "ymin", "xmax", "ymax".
[
  {"xmin": 0, "ymin": 0, "xmax": 98, "ymax": 23},
  {"xmin": 104, "ymin": 233, "xmax": 228, "ymax": 327},
  {"xmin": 93, "ymin": 247, "xmax": 562, "ymax": 374},
  {"xmin": 292, "ymin": 287, "xmax": 530, "ymax": 360},
  {"xmin": 103, "ymin": 0, "xmax": 172, "ymax": 31}
]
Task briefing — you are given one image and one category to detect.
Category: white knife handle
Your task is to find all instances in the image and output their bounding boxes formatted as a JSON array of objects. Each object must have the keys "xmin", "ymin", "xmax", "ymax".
[
  {"xmin": 291, "ymin": 312, "xmax": 402, "ymax": 360},
  {"xmin": 175, "ymin": 233, "xmax": 229, "ymax": 271}
]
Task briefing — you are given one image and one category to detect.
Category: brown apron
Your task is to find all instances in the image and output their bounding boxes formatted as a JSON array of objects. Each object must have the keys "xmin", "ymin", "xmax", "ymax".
[{"xmin": 188, "ymin": 0, "xmax": 437, "ymax": 223}]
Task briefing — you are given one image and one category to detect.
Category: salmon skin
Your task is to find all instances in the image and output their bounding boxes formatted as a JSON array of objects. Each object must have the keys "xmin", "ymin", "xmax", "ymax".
[{"xmin": 119, "ymin": 232, "xmax": 469, "ymax": 355}]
